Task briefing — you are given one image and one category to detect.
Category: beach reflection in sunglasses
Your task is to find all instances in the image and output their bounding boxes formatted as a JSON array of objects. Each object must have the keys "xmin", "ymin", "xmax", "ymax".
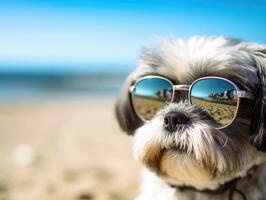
[
  {"xmin": 133, "ymin": 78, "xmax": 173, "ymax": 121},
  {"xmin": 133, "ymin": 77, "xmax": 239, "ymax": 127},
  {"xmin": 191, "ymin": 78, "xmax": 238, "ymax": 127}
]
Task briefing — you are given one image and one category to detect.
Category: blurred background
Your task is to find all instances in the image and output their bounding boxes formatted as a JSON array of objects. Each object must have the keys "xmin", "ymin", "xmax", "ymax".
[{"xmin": 0, "ymin": 0, "xmax": 265, "ymax": 200}]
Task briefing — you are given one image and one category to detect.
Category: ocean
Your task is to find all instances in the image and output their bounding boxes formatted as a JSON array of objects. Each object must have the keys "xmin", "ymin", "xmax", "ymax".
[{"xmin": 0, "ymin": 72, "xmax": 129, "ymax": 102}]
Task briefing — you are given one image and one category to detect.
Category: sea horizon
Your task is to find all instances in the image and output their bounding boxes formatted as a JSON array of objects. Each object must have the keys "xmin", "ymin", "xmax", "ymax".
[{"xmin": 0, "ymin": 63, "xmax": 133, "ymax": 102}]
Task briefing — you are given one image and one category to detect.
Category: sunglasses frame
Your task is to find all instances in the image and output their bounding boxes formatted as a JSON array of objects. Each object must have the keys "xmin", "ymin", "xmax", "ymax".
[{"xmin": 129, "ymin": 75, "xmax": 254, "ymax": 129}]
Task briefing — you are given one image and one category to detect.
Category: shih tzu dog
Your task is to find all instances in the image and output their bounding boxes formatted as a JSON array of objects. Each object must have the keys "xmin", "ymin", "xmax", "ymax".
[{"xmin": 115, "ymin": 36, "xmax": 266, "ymax": 200}]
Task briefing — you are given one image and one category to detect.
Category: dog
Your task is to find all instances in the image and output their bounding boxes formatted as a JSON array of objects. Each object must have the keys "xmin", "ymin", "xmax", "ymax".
[{"xmin": 115, "ymin": 36, "xmax": 266, "ymax": 200}]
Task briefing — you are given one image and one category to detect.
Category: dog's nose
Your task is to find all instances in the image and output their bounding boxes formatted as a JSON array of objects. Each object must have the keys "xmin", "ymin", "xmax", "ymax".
[{"xmin": 164, "ymin": 111, "xmax": 190, "ymax": 132}]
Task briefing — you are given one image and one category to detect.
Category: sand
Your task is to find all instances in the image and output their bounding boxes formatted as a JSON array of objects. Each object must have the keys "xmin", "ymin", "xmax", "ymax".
[
  {"xmin": 0, "ymin": 99, "xmax": 140, "ymax": 200},
  {"xmin": 191, "ymin": 98, "xmax": 236, "ymax": 125},
  {"xmin": 134, "ymin": 97, "xmax": 165, "ymax": 120}
]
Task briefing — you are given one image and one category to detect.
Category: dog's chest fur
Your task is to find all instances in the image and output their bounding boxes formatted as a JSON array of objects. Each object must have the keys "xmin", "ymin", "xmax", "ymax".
[{"xmin": 136, "ymin": 163, "xmax": 266, "ymax": 200}]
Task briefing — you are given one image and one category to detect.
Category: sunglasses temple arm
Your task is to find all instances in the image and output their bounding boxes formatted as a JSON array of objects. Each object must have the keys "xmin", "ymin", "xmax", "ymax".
[{"xmin": 237, "ymin": 91, "xmax": 255, "ymax": 100}]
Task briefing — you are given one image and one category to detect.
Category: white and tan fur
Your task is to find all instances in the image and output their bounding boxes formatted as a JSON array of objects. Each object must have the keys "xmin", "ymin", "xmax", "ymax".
[{"xmin": 115, "ymin": 36, "xmax": 266, "ymax": 200}]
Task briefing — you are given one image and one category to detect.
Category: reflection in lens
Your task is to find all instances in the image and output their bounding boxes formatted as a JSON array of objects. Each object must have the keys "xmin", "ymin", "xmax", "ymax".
[
  {"xmin": 190, "ymin": 78, "xmax": 238, "ymax": 128},
  {"xmin": 133, "ymin": 77, "xmax": 173, "ymax": 121}
]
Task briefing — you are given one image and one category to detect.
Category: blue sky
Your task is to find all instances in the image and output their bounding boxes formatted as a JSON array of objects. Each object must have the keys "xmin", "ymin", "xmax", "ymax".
[
  {"xmin": 0, "ymin": 0, "xmax": 266, "ymax": 72},
  {"xmin": 135, "ymin": 77, "xmax": 172, "ymax": 97},
  {"xmin": 191, "ymin": 78, "xmax": 235, "ymax": 99}
]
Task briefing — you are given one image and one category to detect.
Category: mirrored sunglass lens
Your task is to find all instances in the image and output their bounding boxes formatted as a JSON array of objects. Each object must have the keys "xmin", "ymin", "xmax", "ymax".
[
  {"xmin": 133, "ymin": 78, "xmax": 173, "ymax": 121},
  {"xmin": 190, "ymin": 78, "xmax": 238, "ymax": 128}
]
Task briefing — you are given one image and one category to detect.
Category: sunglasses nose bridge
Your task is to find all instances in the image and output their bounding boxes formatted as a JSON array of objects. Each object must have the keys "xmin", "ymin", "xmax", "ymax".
[{"xmin": 173, "ymin": 85, "xmax": 190, "ymax": 91}]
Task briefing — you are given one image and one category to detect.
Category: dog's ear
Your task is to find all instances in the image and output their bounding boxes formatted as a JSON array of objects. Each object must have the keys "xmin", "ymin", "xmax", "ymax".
[
  {"xmin": 246, "ymin": 44, "xmax": 266, "ymax": 151},
  {"xmin": 115, "ymin": 74, "xmax": 143, "ymax": 135}
]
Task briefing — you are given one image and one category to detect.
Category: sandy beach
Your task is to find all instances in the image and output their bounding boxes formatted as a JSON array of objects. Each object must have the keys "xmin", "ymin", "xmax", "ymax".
[
  {"xmin": 191, "ymin": 98, "xmax": 236, "ymax": 126},
  {"xmin": 0, "ymin": 99, "xmax": 140, "ymax": 200}
]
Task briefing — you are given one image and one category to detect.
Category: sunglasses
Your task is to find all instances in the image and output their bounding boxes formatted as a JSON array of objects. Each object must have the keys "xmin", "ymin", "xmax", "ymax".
[{"xmin": 129, "ymin": 75, "xmax": 254, "ymax": 129}]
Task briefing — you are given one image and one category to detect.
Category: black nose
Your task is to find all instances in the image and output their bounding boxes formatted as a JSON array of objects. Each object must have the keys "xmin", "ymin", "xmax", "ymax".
[{"xmin": 164, "ymin": 111, "xmax": 190, "ymax": 132}]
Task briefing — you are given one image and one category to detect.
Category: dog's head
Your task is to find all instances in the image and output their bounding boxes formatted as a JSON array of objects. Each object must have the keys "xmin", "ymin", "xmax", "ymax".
[{"xmin": 115, "ymin": 36, "xmax": 266, "ymax": 190}]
